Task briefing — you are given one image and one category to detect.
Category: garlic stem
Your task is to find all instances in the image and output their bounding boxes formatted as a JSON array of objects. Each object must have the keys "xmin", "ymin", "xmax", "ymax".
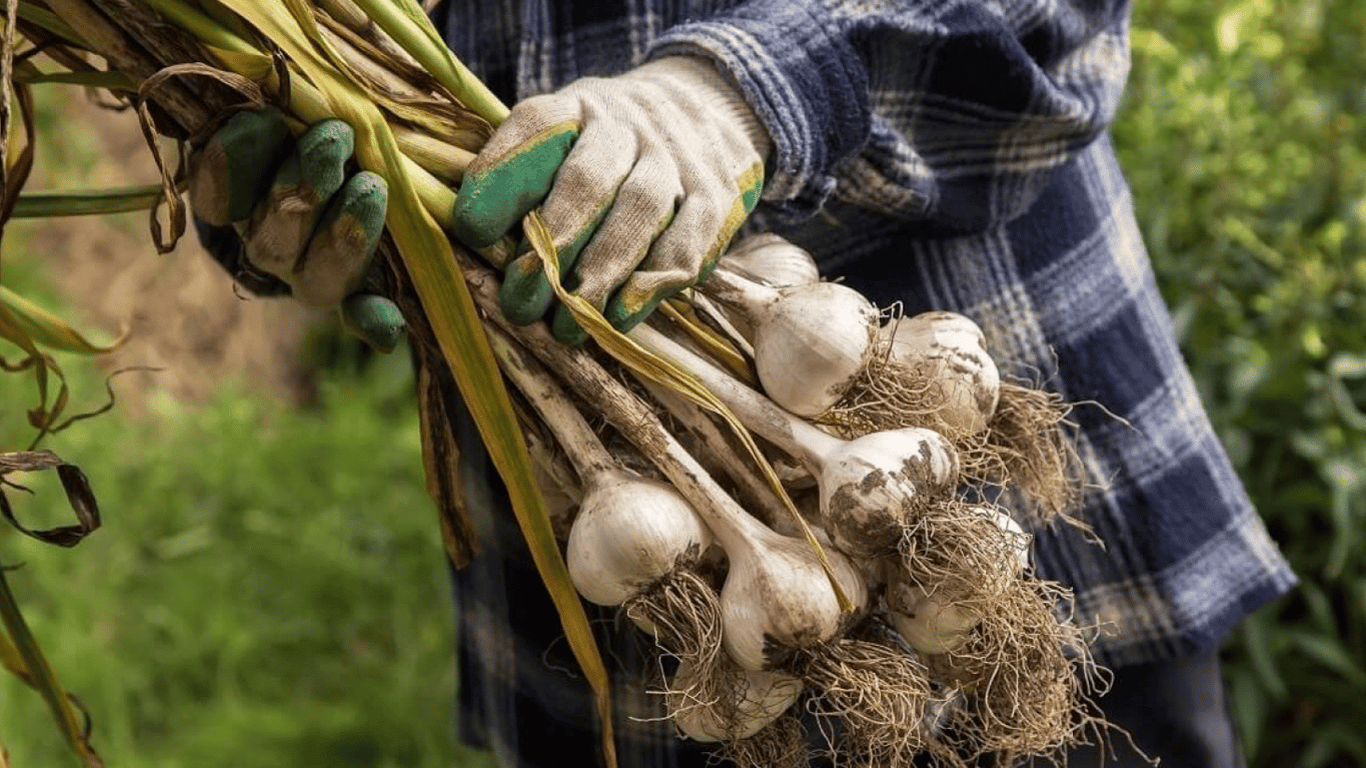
[
  {"xmin": 392, "ymin": 127, "xmax": 474, "ymax": 183},
  {"xmin": 458, "ymin": 259, "xmax": 862, "ymax": 668},
  {"xmin": 459, "ymin": 259, "xmax": 788, "ymax": 552},
  {"xmin": 637, "ymin": 376, "xmax": 792, "ymax": 530},
  {"xmin": 318, "ymin": 0, "xmax": 373, "ymax": 35},
  {"xmin": 461, "ymin": 262, "xmax": 778, "ymax": 554},
  {"xmin": 701, "ymin": 263, "xmax": 783, "ymax": 310},
  {"xmin": 629, "ymin": 323, "xmax": 842, "ymax": 469},
  {"xmin": 485, "ymin": 329, "xmax": 616, "ymax": 480},
  {"xmin": 680, "ymin": 292, "xmax": 756, "ymax": 362}
]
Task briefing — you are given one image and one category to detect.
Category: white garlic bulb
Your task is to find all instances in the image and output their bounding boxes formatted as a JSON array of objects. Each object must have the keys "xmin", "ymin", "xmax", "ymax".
[
  {"xmin": 883, "ymin": 311, "xmax": 1001, "ymax": 438},
  {"xmin": 817, "ymin": 427, "xmax": 960, "ymax": 558},
  {"xmin": 721, "ymin": 233, "xmax": 821, "ymax": 288},
  {"xmin": 669, "ymin": 662, "xmax": 804, "ymax": 742},
  {"xmin": 566, "ymin": 470, "xmax": 713, "ymax": 607}
]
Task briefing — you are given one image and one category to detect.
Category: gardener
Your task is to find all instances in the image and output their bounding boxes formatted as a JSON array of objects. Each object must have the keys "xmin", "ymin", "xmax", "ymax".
[{"xmin": 188, "ymin": 1, "xmax": 1296, "ymax": 766}]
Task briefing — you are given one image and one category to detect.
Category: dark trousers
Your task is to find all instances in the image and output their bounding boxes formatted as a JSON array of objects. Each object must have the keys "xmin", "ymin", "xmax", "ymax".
[{"xmin": 1027, "ymin": 647, "xmax": 1245, "ymax": 768}]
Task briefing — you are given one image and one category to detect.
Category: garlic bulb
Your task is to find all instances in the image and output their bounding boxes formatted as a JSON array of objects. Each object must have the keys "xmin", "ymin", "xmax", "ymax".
[
  {"xmin": 566, "ymin": 470, "xmax": 714, "ymax": 606},
  {"xmin": 887, "ymin": 580, "xmax": 980, "ymax": 655},
  {"xmin": 669, "ymin": 661, "xmax": 804, "ymax": 742},
  {"xmin": 817, "ymin": 427, "xmax": 960, "ymax": 558},
  {"xmin": 883, "ymin": 311, "xmax": 1001, "ymax": 438},
  {"xmin": 987, "ymin": 506, "xmax": 1032, "ymax": 574},
  {"xmin": 887, "ymin": 506, "xmax": 1031, "ymax": 655},
  {"xmin": 701, "ymin": 267, "xmax": 879, "ymax": 417},
  {"xmin": 720, "ymin": 233, "xmax": 821, "ymax": 288},
  {"xmin": 718, "ymin": 515, "xmax": 867, "ymax": 671}
]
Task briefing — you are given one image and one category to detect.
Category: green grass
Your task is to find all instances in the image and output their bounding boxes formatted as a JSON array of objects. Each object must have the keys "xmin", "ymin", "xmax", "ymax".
[{"xmin": 0, "ymin": 343, "xmax": 484, "ymax": 767}]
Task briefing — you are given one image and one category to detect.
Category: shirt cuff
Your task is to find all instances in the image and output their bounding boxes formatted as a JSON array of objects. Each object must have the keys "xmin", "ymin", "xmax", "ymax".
[{"xmin": 647, "ymin": 0, "xmax": 870, "ymax": 224}]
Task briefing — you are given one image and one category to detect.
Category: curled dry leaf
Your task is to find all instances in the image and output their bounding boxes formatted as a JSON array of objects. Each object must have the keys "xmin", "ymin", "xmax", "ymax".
[{"xmin": 0, "ymin": 450, "xmax": 101, "ymax": 547}]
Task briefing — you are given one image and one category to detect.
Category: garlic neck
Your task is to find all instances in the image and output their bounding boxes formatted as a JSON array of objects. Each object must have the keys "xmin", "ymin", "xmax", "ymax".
[
  {"xmin": 629, "ymin": 323, "xmax": 844, "ymax": 472},
  {"xmin": 698, "ymin": 264, "xmax": 780, "ymax": 323}
]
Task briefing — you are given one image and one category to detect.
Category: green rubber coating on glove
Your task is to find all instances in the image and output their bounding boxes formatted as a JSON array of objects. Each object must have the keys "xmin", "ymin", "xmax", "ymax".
[
  {"xmin": 549, "ymin": 302, "xmax": 591, "ymax": 347},
  {"xmin": 285, "ymin": 119, "xmax": 354, "ymax": 199},
  {"xmin": 739, "ymin": 168, "xmax": 764, "ymax": 214},
  {"xmin": 200, "ymin": 107, "xmax": 292, "ymax": 225},
  {"xmin": 497, "ymin": 200, "xmax": 610, "ymax": 329},
  {"xmin": 450, "ymin": 125, "xmax": 577, "ymax": 248},
  {"xmin": 498, "ymin": 249, "xmax": 560, "ymax": 326},
  {"xmin": 341, "ymin": 293, "xmax": 406, "ymax": 353}
]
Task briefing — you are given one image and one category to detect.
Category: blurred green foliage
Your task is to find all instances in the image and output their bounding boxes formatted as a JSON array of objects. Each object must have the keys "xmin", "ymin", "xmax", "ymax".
[
  {"xmin": 1115, "ymin": 0, "xmax": 1366, "ymax": 764},
  {"xmin": 0, "ymin": 77, "xmax": 480, "ymax": 766},
  {"xmin": 0, "ymin": 80, "xmax": 490, "ymax": 766},
  {"xmin": 0, "ymin": 350, "xmax": 483, "ymax": 768}
]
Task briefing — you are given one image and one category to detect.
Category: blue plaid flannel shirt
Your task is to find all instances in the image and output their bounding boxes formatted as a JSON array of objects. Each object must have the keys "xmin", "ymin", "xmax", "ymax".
[{"xmin": 431, "ymin": 1, "xmax": 1297, "ymax": 765}]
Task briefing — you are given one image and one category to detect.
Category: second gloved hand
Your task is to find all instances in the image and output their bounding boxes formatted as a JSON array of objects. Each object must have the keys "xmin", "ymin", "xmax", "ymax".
[
  {"xmin": 451, "ymin": 56, "xmax": 772, "ymax": 345},
  {"xmin": 187, "ymin": 108, "xmax": 403, "ymax": 352}
]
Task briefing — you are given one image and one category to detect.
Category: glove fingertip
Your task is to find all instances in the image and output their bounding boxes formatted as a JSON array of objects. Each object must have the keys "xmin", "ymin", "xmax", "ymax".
[
  {"xmin": 192, "ymin": 107, "xmax": 293, "ymax": 225},
  {"xmin": 336, "ymin": 171, "xmax": 389, "ymax": 238},
  {"xmin": 550, "ymin": 303, "xmax": 590, "ymax": 347},
  {"xmin": 451, "ymin": 126, "xmax": 578, "ymax": 248},
  {"xmin": 287, "ymin": 119, "xmax": 354, "ymax": 199},
  {"xmin": 341, "ymin": 293, "xmax": 407, "ymax": 354},
  {"xmin": 499, "ymin": 253, "xmax": 557, "ymax": 326},
  {"xmin": 450, "ymin": 193, "xmax": 509, "ymax": 249}
]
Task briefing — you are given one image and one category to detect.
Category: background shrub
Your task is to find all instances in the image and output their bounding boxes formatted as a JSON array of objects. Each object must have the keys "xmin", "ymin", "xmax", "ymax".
[{"xmin": 1117, "ymin": 0, "xmax": 1366, "ymax": 764}]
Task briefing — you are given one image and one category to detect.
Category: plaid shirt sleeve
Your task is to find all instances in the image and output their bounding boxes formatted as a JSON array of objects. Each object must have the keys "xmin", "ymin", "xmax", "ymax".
[
  {"xmin": 433, "ymin": 1, "xmax": 1297, "ymax": 765},
  {"xmin": 647, "ymin": 0, "xmax": 1133, "ymax": 232}
]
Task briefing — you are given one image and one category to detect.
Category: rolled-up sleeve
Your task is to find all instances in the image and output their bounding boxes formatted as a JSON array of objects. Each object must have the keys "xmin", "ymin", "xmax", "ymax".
[{"xmin": 649, "ymin": 0, "xmax": 1133, "ymax": 233}]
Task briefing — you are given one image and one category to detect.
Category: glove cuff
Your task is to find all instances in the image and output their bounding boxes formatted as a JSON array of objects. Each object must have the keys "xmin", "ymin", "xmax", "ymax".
[{"xmin": 626, "ymin": 56, "xmax": 773, "ymax": 166}]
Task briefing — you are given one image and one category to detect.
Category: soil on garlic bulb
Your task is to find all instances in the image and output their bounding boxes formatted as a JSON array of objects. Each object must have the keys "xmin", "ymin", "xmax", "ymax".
[{"xmin": 814, "ymin": 311, "xmax": 1083, "ymax": 526}]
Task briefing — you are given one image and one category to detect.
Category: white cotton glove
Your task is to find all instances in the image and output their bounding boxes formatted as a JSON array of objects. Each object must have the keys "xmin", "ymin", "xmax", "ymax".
[{"xmin": 451, "ymin": 56, "xmax": 772, "ymax": 344}]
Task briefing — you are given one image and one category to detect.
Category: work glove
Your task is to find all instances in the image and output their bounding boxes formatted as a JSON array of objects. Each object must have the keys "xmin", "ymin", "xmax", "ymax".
[
  {"xmin": 452, "ymin": 56, "xmax": 772, "ymax": 345},
  {"xmin": 187, "ymin": 108, "xmax": 404, "ymax": 352}
]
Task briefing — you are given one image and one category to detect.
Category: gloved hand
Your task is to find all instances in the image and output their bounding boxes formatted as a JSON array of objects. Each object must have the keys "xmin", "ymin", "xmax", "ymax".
[
  {"xmin": 187, "ymin": 108, "xmax": 404, "ymax": 352},
  {"xmin": 451, "ymin": 56, "xmax": 772, "ymax": 345}
]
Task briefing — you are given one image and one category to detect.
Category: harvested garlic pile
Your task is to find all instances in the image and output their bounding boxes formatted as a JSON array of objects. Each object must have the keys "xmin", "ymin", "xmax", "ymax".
[{"xmin": 473, "ymin": 232, "xmax": 1097, "ymax": 768}]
